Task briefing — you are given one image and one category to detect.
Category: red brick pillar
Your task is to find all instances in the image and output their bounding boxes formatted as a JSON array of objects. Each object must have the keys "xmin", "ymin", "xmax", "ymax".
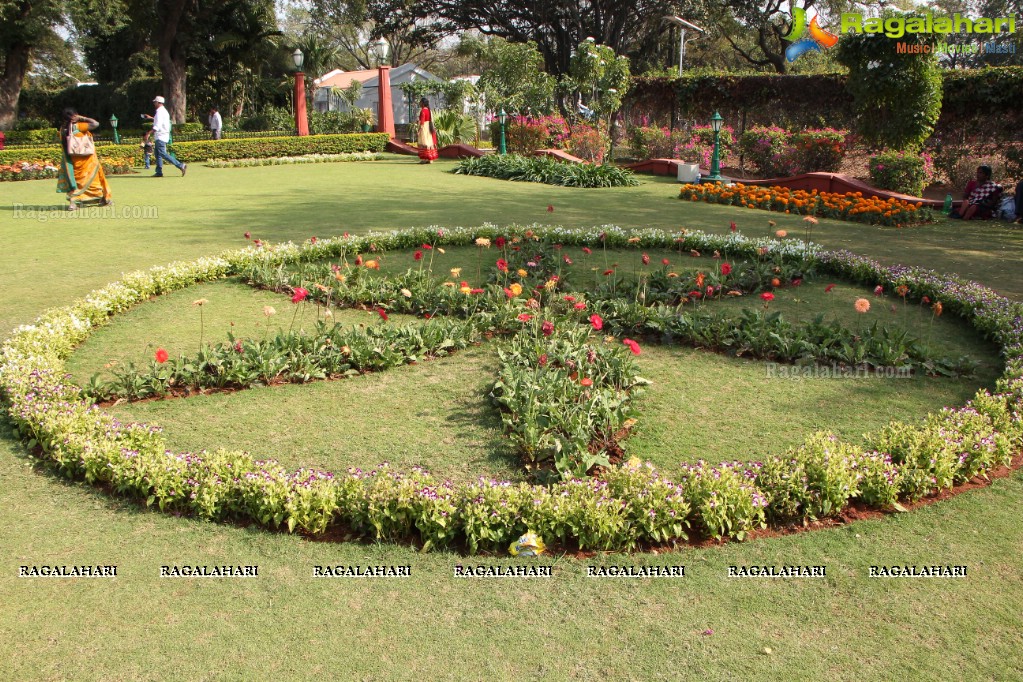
[
  {"xmin": 295, "ymin": 72, "xmax": 309, "ymax": 136},
  {"xmin": 376, "ymin": 66, "xmax": 396, "ymax": 139}
]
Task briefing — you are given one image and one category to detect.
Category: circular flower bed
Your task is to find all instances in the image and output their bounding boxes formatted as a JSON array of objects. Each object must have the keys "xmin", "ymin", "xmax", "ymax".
[{"xmin": 1, "ymin": 226, "xmax": 1020, "ymax": 552}]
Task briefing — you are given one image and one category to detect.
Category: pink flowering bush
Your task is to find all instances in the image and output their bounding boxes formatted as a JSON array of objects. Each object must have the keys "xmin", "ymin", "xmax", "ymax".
[
  {"xmin": 869, "ymin": 150, "xmax": 935, "ymax": 197},
  {"xmin": 566, "ymin": 123, "xmax": 609, "ymax": 162},
  {"xmin": 739, "ymin": 126, "xmax": 849, "ymax": 177},
  {"xmin": 628, "ymin": 124, "xmax": 734, "ymax": 167},
  {"xmin": 489, "ymin": 115, "xmax": 569, "ymax": 153}
]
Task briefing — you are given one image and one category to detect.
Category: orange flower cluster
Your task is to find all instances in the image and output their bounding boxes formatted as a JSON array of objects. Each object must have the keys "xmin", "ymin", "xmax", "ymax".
[{"xmin": 678, "ymin": 182, "xmax": 933, "ymax": 227}]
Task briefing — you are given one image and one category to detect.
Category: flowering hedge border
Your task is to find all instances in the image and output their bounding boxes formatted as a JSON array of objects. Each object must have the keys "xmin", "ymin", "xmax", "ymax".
[{"xmin": 1, "ymin": 225, "xmax": 1021, "ymax": 552}]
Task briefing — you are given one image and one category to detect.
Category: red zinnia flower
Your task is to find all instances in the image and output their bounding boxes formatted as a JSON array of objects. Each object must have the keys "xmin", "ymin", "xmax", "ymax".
[
  {"xmin": 517, "ymin": 313, "xmax": 533, "ymax": 322},
  {"xmin": 310, "ymin": 236, "xmax": 317, "ymax": 244},
  {"xmin": 642, "ymin": 253, "xmax": 650, "ymax": 266},
  {"xmin": 495, "ymin": 236, "xmax": 506, "ymax": 248},
  {"xmin": 874, "ymin": 285, "xmax": 884, "ymax": 296},
  {"xmin": 729, "ymin": 221, "xmax": 737, "ymax": 232},
  {"xmin": 291, "ymin": 287, "xmax": 309, "ymax": 303},
  {"xmin": 423, "ymin": 313, "xmax": 432, "ymax": 319},
  {"xmin": 582, "ymin": 247, "xmax": 592, "ymax": 255},
  {"xmin": 155, "ymin": 348, "xmax": 169, "ymax": 363},
  {"xmin": 564, "ymin": 295, "xmax": 576, "ymax": 302},
  {"xmin": 538, "ymin": 353, "xmax": 548, "ymax": 367},
  {"xmin": 471, "ymin": 288, "xmax": 484, "ymax": 294},
  {"xmin": 377, "ymin": 308, "xmax": 389, "ymax": 321},
  {"xmin": 547, "ymin": 204, "xmax": 554, "ymax": 212},
  {"xmin": 414, "ymin": 250, "xmax": 423, "ymax": 261},
  {"xmin": 720, "ymin": 262, "xmax": 732, "ymax": 276},
  {"xmin": 574, "ymin": 302, "xmax": 586, "ymax": 310},
  {"xmin": 706, "ymin": 285, "xmax": 714, "ymax": 297},
  {"xmin": 662, "ymin": 258, "xmax": 670, "ymax": 266},
  {"xmin": 922, "ymin": 296, "xmax": 931, "ymax": 304},
  {"xmin": 244, "ymin": 231, "xmax": 251, "ymax": 239},
  {"xmin": 825, "ymin": 284, "xmax": 836, "ymax": 293},
  {"xmin": 497, "ymin": 258, "xmax": 509, "ymax": 272},
  {"xmin": 234, "ymin": 341, "xmax": 243, "ymax": 353},
  {"xmin": 623, "ymin": 338, "xmax": 641, "ymax": 355},
  {"xmin": 422, "ymin": 243, "xmax": 433, "ymax": 250},
  {"xmin": 581, "ymin": 377, "xmax": 593, "ymax": 387},
  {"xmin": 355, "ymin": 255, "xmax": 363, "ymax": 266},
  {"xmin": 760, "ymin": 292, "xmax": 775, "ymax": 302},
  {"xmin": 564, "ymin": 256, "xmax": 573, "ymax": 265},
  {"xmin": 603, "ymin": 269, "xmax": 614, "ymax": 276},
  {"xmin": 590, "ymin": 314, "xmax": 603, "ymax": 331},
  {"xmin": 253, "ymin": 239, "xmax": 261, "ymax": 247},
  {"xmin": 542, "ymin": 320, "xmax": 554, "ymax": 337}
]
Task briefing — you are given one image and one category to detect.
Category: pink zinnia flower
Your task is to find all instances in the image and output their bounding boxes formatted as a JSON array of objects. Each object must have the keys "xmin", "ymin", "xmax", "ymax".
[
  {"xmin": 291, "ymin": 287, "xmax": 309, "ymax": 303},
  {"xmin": 590, "ymin": 314, "xmax": 603, "ymax": 331}
]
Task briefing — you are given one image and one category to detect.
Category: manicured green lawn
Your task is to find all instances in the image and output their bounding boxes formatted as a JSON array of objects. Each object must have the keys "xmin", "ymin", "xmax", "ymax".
[{"xmin": 2, "ymin": 160, "xmax": 1022, "ymax": 680}]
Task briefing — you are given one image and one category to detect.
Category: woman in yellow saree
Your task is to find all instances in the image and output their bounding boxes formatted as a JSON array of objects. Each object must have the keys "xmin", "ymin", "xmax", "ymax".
[{"xmin": 57, "ymin": 108, "xmax": 112, "ymax": 210}]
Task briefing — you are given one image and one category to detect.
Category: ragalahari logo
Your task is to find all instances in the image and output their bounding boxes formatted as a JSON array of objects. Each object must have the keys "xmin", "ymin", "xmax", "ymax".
[{"xmin": 786, "ymin": 7, "xmax": 840, "ymax": 61}]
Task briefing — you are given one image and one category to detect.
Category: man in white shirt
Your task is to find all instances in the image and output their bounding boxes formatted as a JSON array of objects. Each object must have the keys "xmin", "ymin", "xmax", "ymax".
[
  {"xmin": 150, "ymin": 96, "xmax": 186, "ymax": 177},
  {"xmin": 209, "ymin": 106, "xmax": 222, "ymax": 140}
]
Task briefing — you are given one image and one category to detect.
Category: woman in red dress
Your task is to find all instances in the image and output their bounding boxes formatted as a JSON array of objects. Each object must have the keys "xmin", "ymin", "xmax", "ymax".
[{"xmin": 417, "ymin": 97, "xmax": 438, "ymax": 163}]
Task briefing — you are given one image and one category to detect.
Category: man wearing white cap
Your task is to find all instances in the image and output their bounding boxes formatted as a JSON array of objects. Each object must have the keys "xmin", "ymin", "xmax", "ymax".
[{"xmin": 150, "ymin": 96, "xmax": 187, "ymax": 177}]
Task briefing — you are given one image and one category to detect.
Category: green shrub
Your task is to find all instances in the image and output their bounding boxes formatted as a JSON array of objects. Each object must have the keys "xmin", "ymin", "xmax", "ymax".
[
  {"xmin": 308, "ymin": 111, "xmax": 361, "ymax": 135},
  {"xmin": 13, "ymin": 117, "xmax": 52, "ymax": 130},
  {"xmin": 869, "ymin": 150, "xmax": 934, "ymax": 196},
  {"xmin": 453, "ymin": 153, "xmax": 638, "ymax": 188},
  {"xmin": 836, "ymin": 12, "xmax": 943, "ymax": 151},
  {"xmin": 173, "ymin": 122, "xmax": 205, "ymax": 135},
  {"xmin": 3, "ymin": 128, "xmax": 60, "ymax": 145}
]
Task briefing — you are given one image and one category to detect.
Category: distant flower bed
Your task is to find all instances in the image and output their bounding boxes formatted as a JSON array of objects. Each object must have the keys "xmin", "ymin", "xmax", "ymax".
[
  {"xmin": 0, "ymin": 159, "xmax": 135, "ymax": 182},
  {"xmin": 454, "ymin": 154, "xmax": 638, "ymax": 188},
  {"xmin": 205, "ymin": 152, "xmax": 383, "ymax": 168},
  {"xmin": 679, "ymin": 182, "xmax": 935, "ymax": 227}
]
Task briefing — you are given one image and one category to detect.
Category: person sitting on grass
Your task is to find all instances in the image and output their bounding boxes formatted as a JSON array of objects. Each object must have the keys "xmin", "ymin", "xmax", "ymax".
[
  {"xmin": 1014, "ymin": 180, "xmax": 1022, "ymax": 224},
  {"xmin": 952, "ymin": 165, "xmax": 1002, "ymax": 220}
]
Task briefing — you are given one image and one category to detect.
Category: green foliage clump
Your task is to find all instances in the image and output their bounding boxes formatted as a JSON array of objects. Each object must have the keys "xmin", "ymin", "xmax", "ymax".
[
  {"xmin": 835, "ymin": 12, "xmax": 943, "ymax": 150},
  {"xmin": 454, "ymin": 154, "xmax": 639, "ymax": 188}
]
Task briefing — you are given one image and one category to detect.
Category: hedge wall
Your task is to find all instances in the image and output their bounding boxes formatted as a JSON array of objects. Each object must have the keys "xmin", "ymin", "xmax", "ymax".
[
  {"xmin": 0, "ymin": 133, "xmax": 390, "ymax": 165},
  {"xmin": 627, "ymin": 67, "xmax": 1023, "ymax": 140}
]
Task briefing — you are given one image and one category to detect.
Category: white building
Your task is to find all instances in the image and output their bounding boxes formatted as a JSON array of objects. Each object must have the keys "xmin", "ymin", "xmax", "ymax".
[{"xmin": 312, "ymin": 63, "xmax": 445, "ymax": 125}]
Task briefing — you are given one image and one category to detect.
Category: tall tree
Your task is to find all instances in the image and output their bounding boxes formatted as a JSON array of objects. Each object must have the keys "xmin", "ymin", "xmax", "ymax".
[
  {"xmin": 306, "ymin": 0, "xmax": 445, "ymax": 71},
  {"xmin": 426, "ymin": 0, "xmax": 694, "ymax": 75},
  {"xmin": 0, "ymin": 0, "xmax": 66, "ymax": 128}
]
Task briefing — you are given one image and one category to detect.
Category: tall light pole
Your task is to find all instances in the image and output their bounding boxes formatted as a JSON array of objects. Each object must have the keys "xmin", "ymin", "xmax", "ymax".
[
  {"xmin": 292, "ymin": 48, "xmax": 309, "ymax": 136},
  {"xmin": 498, "ymin": 109, "xmax": 507, "ymax": 155},
  {"xmin": 663, "ymin": 16, "xmax": 705, "ymax": 74},
  {"xmin": 706, "ymin": 111, "xmax": 724, "ymax": 182},
  {"xmin": 373, "ymin": 38, "xmax": 396, "ymax": 139}
]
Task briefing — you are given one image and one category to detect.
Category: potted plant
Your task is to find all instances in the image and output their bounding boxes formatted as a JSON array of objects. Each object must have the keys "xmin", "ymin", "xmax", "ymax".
[{"xmin": 356, "ymin": 108, "xmax": 375, "ymax": 133}]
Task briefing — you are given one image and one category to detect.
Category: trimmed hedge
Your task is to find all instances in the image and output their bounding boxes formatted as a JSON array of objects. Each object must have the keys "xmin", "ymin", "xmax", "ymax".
[
  {"xmin": 0, "ymin": 133, "xmax": 390, "ymax": 166},
  {"xmin": 168, "ymin": 133, "xmax": 389, "ymax": 162},
  {"xmin": 628, "ymin": 67, "xmax": 1023, "ymax": 140}
]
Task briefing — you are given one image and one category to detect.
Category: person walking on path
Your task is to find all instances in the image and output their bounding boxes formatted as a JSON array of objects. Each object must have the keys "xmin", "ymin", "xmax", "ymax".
[
  {"xmin": 150, "ymin": 96, "xmax": 187, "ymax": 177},
  {"xmin": 209, "ymin": 107, "xmax": 222, "ymax": 140},
  {"xmin": 417, "ymin": 97, "xmax": 438, "ymax": 163}
]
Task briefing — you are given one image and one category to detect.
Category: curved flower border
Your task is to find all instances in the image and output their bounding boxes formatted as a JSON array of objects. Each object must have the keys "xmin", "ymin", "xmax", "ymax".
[{"xmin": 2, "ymin": 225, "xmax": 1021, "ymax": 552}]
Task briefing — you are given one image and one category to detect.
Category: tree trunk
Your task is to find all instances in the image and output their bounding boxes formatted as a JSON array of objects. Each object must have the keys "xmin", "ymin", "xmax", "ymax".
[
  {"xmin": 157, "ymin": 0, "xmax": 189, "ymax": 122},
  {"xmin": 0, "ymin": 43, "xmax": 31, "ymax": 130}
]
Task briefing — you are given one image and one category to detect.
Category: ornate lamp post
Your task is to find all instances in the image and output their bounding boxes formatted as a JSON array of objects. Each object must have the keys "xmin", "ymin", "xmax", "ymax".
[
  {"xmin": 292, "ymin": 48, "xmax": 309, "ymax": 136},
  {"xmin": 706, "ymin": 111, "xmax": 724, "ymax": 182},
  {"xmin": 373, "ymin": 38, "xmax": 396, "ymax": 139},
  {"xmin": 109, "ymin": 114, "xmax": 119, "ymax": 144},
  {"xmin": 498, "ymin": 108, "xmax": 507, "ymax": 155}
]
